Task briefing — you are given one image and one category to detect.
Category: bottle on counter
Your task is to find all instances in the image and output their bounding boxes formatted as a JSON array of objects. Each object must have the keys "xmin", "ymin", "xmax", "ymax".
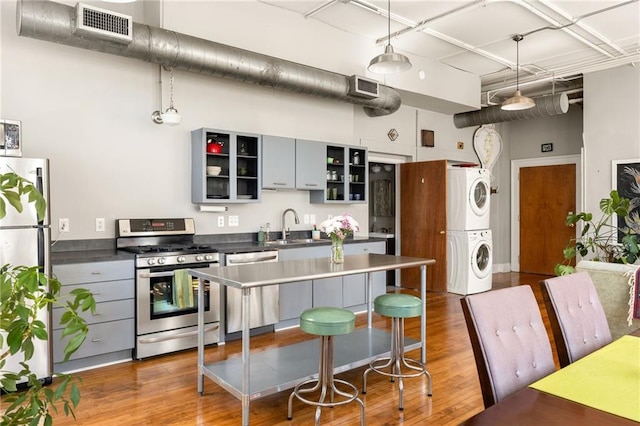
[
  {"xmin": 258, "ymin": 225, "xmax": 265, "ymax": 242},
  {"xmin": 265, "ymin": 222, "xmax": 271, "ymax": 242},
  {"xmin": 312, "ymin": 224, "xmax": 321, "ymax": 240}
]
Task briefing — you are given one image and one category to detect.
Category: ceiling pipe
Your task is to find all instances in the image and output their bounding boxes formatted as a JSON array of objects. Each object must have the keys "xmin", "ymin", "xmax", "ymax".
[
  {"xmin": 453, "ymin": 93, "xmax": 569, "ymax": 128},
  {"xmin": 16, "ymin": 0, "xmax": 401, "ymax": 118}
]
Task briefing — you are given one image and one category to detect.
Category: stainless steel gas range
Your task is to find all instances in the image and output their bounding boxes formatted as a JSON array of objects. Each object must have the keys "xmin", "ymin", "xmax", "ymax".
[{"xmin": 116, "ymin": 218, "xmax": 220, "ymax": 359}]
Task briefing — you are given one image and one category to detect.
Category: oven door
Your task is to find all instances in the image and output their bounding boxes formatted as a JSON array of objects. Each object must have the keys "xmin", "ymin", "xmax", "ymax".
[{"xmin": 136, "ymin": 262, "xmax": 220, "ymax": 336}]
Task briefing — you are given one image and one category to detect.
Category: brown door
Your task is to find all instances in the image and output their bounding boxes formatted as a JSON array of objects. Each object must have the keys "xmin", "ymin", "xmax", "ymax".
[
  {"xmin": 519, "ymin": 164, "xmax": 576, "ymax": 275},
  {"xmin": 400, "ymin": 160, "xmax": 447, "ymax": 292}
]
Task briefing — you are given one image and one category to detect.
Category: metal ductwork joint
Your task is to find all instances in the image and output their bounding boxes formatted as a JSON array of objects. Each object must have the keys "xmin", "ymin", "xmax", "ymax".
[
  {"xmin": 453, "ymin": 93, "xmax": 569, "ymax": 128},
  {"xmin": 17, "ymin": 0, "xmax": 401, "ymax": 117}
]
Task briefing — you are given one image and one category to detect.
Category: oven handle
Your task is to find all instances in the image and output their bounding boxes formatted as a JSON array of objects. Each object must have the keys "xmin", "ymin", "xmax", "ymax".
[
  {"xmin": 139, "ymin": 269, "xmax": 216, "ymax": 279},
  {"xmin": 137, "ymin": 324, "xmax": 220, "ymax": 344}
]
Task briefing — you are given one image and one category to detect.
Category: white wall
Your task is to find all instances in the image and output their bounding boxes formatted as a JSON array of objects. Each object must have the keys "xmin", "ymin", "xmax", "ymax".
[
  {"xmin": 583, "ymin": 66, "xmax": 640, "ymax": 214},
  {"xmin": 0, "ymin": 0, "xmax": 477, "ymax": 241}
]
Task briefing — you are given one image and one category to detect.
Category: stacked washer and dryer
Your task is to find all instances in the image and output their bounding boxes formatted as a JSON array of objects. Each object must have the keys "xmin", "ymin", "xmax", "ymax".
[{"xmin": 446, "ymin": 167, "xmax": 493, "ymax": 295}]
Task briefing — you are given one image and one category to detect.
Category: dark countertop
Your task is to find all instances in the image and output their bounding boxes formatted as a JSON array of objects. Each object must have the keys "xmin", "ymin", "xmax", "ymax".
[
  {"xmin": 51, "ymin": 249, "xmax": 135, "ymax": 265},
  {"xmin": 51, "ymin": 236, "xmax": 386, "ymax": 265}
]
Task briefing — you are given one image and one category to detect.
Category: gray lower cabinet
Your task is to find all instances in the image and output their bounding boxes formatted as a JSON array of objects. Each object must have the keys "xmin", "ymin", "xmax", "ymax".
[
  {"xmin": 275, "ymin": 247, "xmax": 315, "ymax": 330},
  {"xmin": 52, "ymin": 260, "xmax": 134, "ymax": 372},
  {"xmin": 275, "ymin": 241, "xmax": 386, "ymax": 330}
]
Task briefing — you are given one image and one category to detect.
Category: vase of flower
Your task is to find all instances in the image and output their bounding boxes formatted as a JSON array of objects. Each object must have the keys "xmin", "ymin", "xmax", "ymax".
[
  {"xmin": 318, "ymin": 214, "xmax": 360, "ymax": 264},
  {"xmin": 331, "ymin": 238, "xmax": 345, "ymax": 263}
]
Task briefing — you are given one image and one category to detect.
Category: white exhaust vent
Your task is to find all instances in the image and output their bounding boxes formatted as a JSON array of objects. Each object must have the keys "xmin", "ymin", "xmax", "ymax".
[
  {"xmin": 348, "ymin": 75, "xmax": 379, "ymax": 99},
  {"xmin": 74, "ymin": 3, "xmax": 132, "ymax": 44}
]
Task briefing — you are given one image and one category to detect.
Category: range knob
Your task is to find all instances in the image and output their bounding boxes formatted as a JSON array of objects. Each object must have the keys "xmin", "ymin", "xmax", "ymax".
[
  {"xmin": 195, "ymin": 255, "xmax": 204, "ymax": 262},
  {"xmin": 147, "ymin": 258, "xmax": 156, "ymax": 266},
  {"xmin": 177, "ymin": 256, "xmax": 186, "ymax": 263},
  {"xmin": 205, "ymin": 254, "xmax": 214, "ymax": 261},
  {"xmin": 157, "ymin": 257, "xmax": 166, "ymax": 265}
]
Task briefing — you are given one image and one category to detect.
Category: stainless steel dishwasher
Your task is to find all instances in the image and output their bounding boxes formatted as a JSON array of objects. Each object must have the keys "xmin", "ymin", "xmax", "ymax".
[{"xmin": 224, "ymin": 250, "xmax": 279, "ymax": 334}]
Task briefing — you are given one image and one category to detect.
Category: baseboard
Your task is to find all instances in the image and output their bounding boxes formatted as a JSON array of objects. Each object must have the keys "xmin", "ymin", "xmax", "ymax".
[{"xmin": 492, "ymin": 263, "xmax": 511, "ymax": 273}]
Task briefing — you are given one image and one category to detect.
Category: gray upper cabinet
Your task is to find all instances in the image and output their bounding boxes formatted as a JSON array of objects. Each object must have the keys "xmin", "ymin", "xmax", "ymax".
[
  {"xmin": 295, "ymin": 139, "xmax": 326, "ymax": 191},
  {"xmin": 192, "ymin": 128, "xmax": 262, "ymax": 203},
  {"xmin": 262, "ymin": 135, "xmax": 295, "ymax": 189}
]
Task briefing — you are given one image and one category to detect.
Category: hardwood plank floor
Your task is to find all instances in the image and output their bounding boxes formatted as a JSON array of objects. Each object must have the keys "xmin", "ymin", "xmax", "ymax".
[{"xmin": 13, "ymin": 273, "xmax": 556, "ymax": 425}]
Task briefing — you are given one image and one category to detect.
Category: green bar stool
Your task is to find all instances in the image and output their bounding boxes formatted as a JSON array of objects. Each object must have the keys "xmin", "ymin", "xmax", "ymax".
[
  {"xmin": 362, "ymin": 293, "xmax": 433, "ymax": 410},
  {"xmin": 287, "ymin": 307, "xmax": 365, "ymax": 425}
]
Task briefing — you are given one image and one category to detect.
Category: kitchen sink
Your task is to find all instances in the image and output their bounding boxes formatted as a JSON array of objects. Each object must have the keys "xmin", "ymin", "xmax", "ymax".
[{"xmin": 264, "ymin": 238, "xmax": 326, "ymax": 246}]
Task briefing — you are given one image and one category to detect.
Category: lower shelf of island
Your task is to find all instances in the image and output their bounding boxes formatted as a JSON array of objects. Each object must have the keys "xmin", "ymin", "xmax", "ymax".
[{"xmin": 199, "ymin": 327, "xmax": 420, "ymax": 400}]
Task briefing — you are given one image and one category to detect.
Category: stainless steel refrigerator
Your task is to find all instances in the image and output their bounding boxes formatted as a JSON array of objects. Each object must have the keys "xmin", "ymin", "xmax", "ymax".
[{"xmin": 0, "ymin": 157, "xmax": 52, "ymax": 384}]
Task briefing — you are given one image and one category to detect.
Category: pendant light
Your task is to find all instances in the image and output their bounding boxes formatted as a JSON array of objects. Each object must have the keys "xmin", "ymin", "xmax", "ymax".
[
  {"xmin": 502, "ymin": 34, "xmax": 535, "ymax": 111},
  {"xmin": 368, "ymin": 0, "xmax": 412, "ymax": 74},
  {"xmin": 151, "ymin": 67, "xmax": 182, "ymax": 126}
]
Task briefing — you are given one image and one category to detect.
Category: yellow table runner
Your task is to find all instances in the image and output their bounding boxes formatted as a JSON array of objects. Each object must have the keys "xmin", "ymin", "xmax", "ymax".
[{"xmin": 530, "ymin": 335, "xmax": 640, "ymax": 422}]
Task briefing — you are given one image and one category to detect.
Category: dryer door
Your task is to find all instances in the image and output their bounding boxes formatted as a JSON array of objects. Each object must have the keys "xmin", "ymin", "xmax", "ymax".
[
  {"xmin": 471, "ymin": 239, "xmax": 492, "ymax": 279},
  {"xmin": 469, "ymin": 176, "xmax": 490, "ymax": 217}
]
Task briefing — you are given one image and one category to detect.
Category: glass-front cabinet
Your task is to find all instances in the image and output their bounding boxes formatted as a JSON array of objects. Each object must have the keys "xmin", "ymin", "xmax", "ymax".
[
  {"xmin": 191, "ymin": 128, "xmax": 261, "ymax": 203},
  {"xmin": 310, "ymin": 144, "xmax": 367, "ymax": 204}
]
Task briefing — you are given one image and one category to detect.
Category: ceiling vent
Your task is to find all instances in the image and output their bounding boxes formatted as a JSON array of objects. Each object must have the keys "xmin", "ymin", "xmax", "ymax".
[
  {"xmin": 348, "ymin": 75, "xmax": 379, "ymax": 99},
  {"xmin": 73, "ymin": 3, "xmax": 132, "ymax": 44}
]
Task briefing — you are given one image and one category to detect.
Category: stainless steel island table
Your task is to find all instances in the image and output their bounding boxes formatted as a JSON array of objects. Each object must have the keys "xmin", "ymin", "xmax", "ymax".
[{"xmin": 190, "ymin": 253, "xmax": 435, "ymax": 426}]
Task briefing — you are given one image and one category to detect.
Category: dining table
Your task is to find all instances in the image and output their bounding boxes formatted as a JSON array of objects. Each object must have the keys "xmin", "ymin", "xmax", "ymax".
[
  {"xmin": 190, "ymin": 253, "xmax": 435, "ymax": 426},
  {"xmin": 461, "ymin": 328, "xmax": 640, "ymax": 425}
]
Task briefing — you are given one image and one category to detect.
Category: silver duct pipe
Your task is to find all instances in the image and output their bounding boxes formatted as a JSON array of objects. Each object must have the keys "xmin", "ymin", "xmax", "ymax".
[
  {"xmin": 453, "ymin": 93, "xmax": 569, "ymax": 128},
  {"xmin": 16, "ymin": 0, "xmax": 401, "ymax": 117}
]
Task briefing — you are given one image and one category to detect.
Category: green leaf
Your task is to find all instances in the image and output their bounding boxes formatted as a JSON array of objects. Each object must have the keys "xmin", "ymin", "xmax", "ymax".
[{"xmin": 70, "ymin": 383, "xmax": 81, "ymax": 407}]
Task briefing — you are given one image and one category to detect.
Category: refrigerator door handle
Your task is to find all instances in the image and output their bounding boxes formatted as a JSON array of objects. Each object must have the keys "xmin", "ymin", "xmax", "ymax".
[
  {"xmin": 37, "ymin": 226, "xmax": 45, "ymax": 270},
  {"xmin": 36, "ymin": 167, "xmax": 44, "ymax": 226}
]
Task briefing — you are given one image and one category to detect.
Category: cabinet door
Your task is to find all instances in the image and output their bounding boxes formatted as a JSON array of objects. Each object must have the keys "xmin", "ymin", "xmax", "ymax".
[
  {"xmin": 343, "ymin": 274, "xmax": 365, "ymax": 307},
  {"xmin": 348, "ymin": 147, "xmax": 367, "ymax": 203},
  {"xmin": 262, "ymin": 135, "xmax": 295, "ymax": 189},
  {"xmin": 295, "ymin": 139, "xmax": 326, "ymax": 190},
  {"xmin": 191, "ymin": 128, "xmax": 261, "ymax": 203},
  {"xmin": 313, "ymin": 277, "xmax": 343, "ymax": 308}
]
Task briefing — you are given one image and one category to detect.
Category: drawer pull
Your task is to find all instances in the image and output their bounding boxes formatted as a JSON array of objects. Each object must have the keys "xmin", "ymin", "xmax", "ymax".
[
  {"xmin": 91, "ymin": 338, "xmax": 102, "ymax": 343},
  {"xmin": 138, "ymin": 325, "xmax": 219, "ymax": 344},
  {"xmin": 92, "ymin": 312, "xmax": 101, "ymax": 316},
  {"xmin": 91, "ymin": 271, "xmax": 102, "ymax": 275},
  {"xmin": 304, "ymin": 183, "xmax": 319, "ymax": 187}
]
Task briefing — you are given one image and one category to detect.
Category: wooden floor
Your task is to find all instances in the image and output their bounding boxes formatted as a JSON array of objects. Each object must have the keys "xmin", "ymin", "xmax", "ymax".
[{"xmin": 41, "ymin": 272, "xmax": 556, "ymax": 425}]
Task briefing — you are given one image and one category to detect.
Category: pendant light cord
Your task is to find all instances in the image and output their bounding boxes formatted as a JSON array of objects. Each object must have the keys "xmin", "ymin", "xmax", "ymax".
[
  {"xmin": 387, "ymin": 0, "xmax": 391, "ymax": 47},
  {"xmin": 513, "ymin": 34, "xmax": 524, "ymax": 91}
]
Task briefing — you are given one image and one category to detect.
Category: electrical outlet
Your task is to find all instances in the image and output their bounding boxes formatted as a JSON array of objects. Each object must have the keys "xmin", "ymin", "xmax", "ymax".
[
  {"xmin": 217, "ymin": 216, "xmax": 225, "ymax": 227},
  {"xmin": 310, "ymin": 214, "xmax": 316, "ymax": 225},
  {"xmin": 95, "ymin": 218, "xmax": 105, "ymax": 232},
  {"xmin": 228, "ymin": 216, "xmax": 239, "ymax": 227},
  {"xmin": 59, "ymin": 218, "xmax": 69, "ymax": 233},
  {"xmin": 303, "ymin": 214, "xmax": 310, "ymax": 224},
  {"xmin": 457, "ymin": 141, "xmax": 464, "ymax": 149}
]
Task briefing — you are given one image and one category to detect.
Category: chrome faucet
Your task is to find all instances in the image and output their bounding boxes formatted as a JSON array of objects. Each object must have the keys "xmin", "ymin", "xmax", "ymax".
[{"xmin": 282, "ymin": 208, "xmax": 300, "ymax": 240}]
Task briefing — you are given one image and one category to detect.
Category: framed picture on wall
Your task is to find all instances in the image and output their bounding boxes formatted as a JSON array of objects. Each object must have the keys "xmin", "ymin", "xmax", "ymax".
[{"xmin": 612, "ymin": 159, "xmax": 640, "ymax": 243}]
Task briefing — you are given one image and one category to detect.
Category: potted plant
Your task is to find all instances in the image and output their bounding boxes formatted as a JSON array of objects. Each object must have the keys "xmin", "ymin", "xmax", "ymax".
[
  {"xmin": 1, "ymin": 171, "xmax": 96, "ymax": 425},
  {"xmin": 555, "ymin": 189, "xmax": 639, "ymax": 339}
]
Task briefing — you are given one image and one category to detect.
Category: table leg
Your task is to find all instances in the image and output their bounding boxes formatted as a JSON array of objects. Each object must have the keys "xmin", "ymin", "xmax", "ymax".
[
  {"xmin": 197, "ymin": 276, "xmax": 205, "ymax": 395},
  {"xmin": 420, "ymin": 265, "xmax": 426, "ymax": 364},
  {"xmin": 366, "ymin": 272, "xmax": 372, "ymax": 328},
  {"xmin": 242, "ymin": 287, "xmax": 251, "ymax": 426}
]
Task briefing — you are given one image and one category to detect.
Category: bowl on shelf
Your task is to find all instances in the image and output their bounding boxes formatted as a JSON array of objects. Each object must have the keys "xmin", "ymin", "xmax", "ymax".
[
  {"xmin": 238, "ymin": 194, "xmax": 253, "ymax": 199},
  {"xmin": 207, "ymin": 166, "xmax": 222, "ymax": 176}
]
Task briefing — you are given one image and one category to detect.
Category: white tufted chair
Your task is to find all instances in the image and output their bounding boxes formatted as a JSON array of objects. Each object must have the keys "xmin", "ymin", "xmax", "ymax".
[
  {"xmin": 540, "ymin": 272, "xmax": 612, "ymax": 368},
  {"xmin": 460, "ymin": 285, "xmax": 556, "ymax": 408}
]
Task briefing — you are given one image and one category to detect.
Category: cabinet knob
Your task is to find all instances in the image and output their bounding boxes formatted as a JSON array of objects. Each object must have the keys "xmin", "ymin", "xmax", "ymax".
[
  {"xmin": 439, "ymin": 230, "xmax": 445, "ymax": 235},
  {"xmin": 91, "ymin": 338, "xmax": 102, "ymax": 343}
]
